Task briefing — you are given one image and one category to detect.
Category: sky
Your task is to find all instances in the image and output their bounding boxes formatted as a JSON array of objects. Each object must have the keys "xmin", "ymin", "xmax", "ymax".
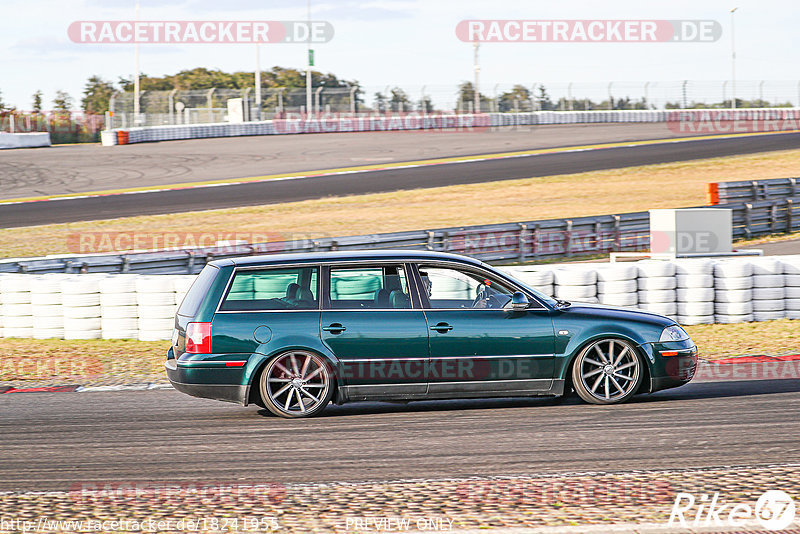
[{"xmin": 1, "ymin": 0, "xmax": 798, "ymax": 110}]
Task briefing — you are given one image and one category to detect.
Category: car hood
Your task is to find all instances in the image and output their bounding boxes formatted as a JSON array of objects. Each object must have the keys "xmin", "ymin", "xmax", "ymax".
[{"xmin": 555, "ymin": 301, "xmax": 676, "ymax": 328}]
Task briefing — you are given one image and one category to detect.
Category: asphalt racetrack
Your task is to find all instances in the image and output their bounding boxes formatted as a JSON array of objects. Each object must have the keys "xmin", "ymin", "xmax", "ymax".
[
  {"xmin": 1, "ymin": 378, "xmax": 798, "ymax": 492},
  {"xmin": 1, "ymin": 128, "xmax": 798, "ymax": 228}
]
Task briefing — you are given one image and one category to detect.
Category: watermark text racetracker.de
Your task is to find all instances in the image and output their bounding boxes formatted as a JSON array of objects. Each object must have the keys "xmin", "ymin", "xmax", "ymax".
[
  {"xmin": 456, "ymin": 20, "xmax": 722, "ymax": 43},
  {"xmin": 68, "ymin": 20, "xmax": 333, "ymax": 44}
]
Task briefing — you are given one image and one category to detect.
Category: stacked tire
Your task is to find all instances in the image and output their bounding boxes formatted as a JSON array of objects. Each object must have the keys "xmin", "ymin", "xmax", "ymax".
[
  {"xmin": 503, "ymin": 267, "xmax": 554, "ymax": 297},
  {"xmin": 553, "ymin": 267, "xmax": 597, "ymax": 303},
  {"xmin": 714, "ymin": 260, "xmax": 754, "ymax": 323},
  {"xmin": 135, "ymin": 276, "xmax": 176, "ymax": 341},
  {"xmin": 636, "ymin": 261, "xmax": 677, "ymax": 318},
  {"xmin": 1, "ymin": 275, "xmax": 33, "ymax": 338},
  {"xmin": 783, "ymin": 257, "xmax": 800, "ymax": 320},
  {"xmin": 100, "ymin": 275, "xmax": 139, "ymax": 339},
  {"xmin": 173, "ymin": 275, "xmax": 197, "ymax": 309},
  {"xmin": 674, "ymin": 260, "xmax": 715, "ymax": 325},
  {"xmin": 61, "ymin": 276, "xmax": 104, "ymax": 340},
  {"xmin": 750, "ymin": 259, "xmax": 785, "ymax": 322},
  {"xmin": 595, "ymin": 264, "xmax": 638, "ymax": 307},
  {"xmin": 31, "ymin": 274, "xmax": 64, "ymax": 339}
]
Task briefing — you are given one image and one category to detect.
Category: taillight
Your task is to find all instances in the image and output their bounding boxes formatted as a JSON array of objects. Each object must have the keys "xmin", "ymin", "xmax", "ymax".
[{"xmin": 185, "ymin": 322, "xmax": 212, "ymax": 354}]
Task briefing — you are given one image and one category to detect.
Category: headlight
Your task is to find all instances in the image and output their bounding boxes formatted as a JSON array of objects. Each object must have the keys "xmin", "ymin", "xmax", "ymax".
[{"xmin": 659, "ymin": 325, "xmax": 689, "ymax": 343}]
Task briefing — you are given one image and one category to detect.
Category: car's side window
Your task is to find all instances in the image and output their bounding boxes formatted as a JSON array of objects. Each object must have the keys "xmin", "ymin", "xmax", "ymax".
[
  {"xmin": 418, "ymin": 265, "xmax": 514, "ymax": 310},
  {"xmin": 329, "ymin": 265, "xmax": 411, "ymax": 309},
  {"xmin": 219, "ymin": 267, "xmax": 319, "ymax": 311}
]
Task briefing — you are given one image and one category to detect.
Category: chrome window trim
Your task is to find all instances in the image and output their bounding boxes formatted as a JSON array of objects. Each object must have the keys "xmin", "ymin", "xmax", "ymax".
[
  {"xmin": 212, "ymin": 258, "xmax": 548, "ymax": 315},
  {"xmin": 214, "ymin": 264, "xmax": 323, "ymax": 314}
]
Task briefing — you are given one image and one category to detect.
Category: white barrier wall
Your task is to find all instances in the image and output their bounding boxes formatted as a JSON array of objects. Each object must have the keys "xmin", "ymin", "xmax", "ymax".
[
  {"xmin": 103, "ymin": 108, "xmax": 800, "ymax": 145},
  {"xmin": 0, "ymin": 132, "xmax": 51, "ymax": 149},
  {"xmin": 0, "ymin": 256, "xmax": 798, "ymax": 340}
]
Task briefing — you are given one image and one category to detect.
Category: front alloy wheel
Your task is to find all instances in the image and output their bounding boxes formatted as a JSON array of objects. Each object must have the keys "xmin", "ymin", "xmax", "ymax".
[
  {"xmin": 572, "ymin": 339, "xmax": 642, "ymax": 405},
  {"xmin": 259, "ymin": 351, "xmax": 333, "ymax": 418}
]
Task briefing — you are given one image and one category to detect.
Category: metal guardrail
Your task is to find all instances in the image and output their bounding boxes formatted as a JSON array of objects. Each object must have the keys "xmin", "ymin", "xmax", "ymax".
[
  {"xmin": 2, "ymin": 191, "xmax": 798, "ymax": 275},
  {"xmin": 710, "ymin": 177, "xmax": 799, "ymax": 204}
]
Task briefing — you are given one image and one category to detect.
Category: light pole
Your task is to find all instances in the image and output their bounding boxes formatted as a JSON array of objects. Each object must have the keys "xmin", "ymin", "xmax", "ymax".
[
  {"xmin": 254, "ymin": 44, "xmax": 261, "ymax": 121},
  {"xmin": 730, "ymin": 7, "xmax": 738, "ymax": 110},
  {"xmin": 133, "ymin": 0, "xmax": 140, "ymax": 123},
  {"xmin": 305, "ymin": 0, "xmax": 313, "ymax": 117},
  {"xmin": 473, "ymin": 41, "xmax": 480, "ymax": 113}
]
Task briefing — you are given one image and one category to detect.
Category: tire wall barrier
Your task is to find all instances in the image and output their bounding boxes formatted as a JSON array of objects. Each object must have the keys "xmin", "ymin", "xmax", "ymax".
[
  {"xmin": 103, "ymin": 108, "xmax": 800, "ymax": 145},
  {"xmin": 1, "ymin": 255, "xmax": 798, "ymax": 340}
]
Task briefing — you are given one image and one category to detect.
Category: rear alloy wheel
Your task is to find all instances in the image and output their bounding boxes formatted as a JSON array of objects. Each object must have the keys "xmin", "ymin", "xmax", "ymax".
[
  {"xmin": 572, "ymin": 339, "xmax": 642, "ymax": 405},
  {"xmin": 259, "ymin": 351, "xmax": 333, "ymax": 418}
]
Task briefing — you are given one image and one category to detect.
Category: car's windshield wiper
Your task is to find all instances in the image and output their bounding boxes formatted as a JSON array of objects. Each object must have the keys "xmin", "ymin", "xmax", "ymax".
[{"xmin": 555, "ymin": 299, "xmax": 572, "ymax": 308}]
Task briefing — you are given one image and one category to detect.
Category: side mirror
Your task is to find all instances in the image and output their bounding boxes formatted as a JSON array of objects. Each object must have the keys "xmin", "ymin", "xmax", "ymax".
[{"xmin": 507, "ymin": 291, "xmax": 530, "ymax": 311}]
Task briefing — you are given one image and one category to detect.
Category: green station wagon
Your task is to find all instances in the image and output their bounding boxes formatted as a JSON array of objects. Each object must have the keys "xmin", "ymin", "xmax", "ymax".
[{"xmin": 166, "ymin": 250, "xmax": 698, "ymax": 418}]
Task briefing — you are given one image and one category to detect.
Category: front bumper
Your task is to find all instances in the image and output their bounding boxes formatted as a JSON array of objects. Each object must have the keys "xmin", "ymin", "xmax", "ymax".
[
  {"xmin": 640, "ymin": 341, "xmax": 699, "ymax": 392},
  {"xmin": 165, "ymin": 348, "xmax": 249, "ymax": 405}
]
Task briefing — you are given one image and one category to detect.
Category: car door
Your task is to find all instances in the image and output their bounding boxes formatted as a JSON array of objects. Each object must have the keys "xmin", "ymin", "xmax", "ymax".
[
  {"xmin": 320, "ymin": 263, "xmax": 430, "ymax": 400},
  {"xmin": 414, "ymin": 263, "xmax": 556, "ymax": 395}
]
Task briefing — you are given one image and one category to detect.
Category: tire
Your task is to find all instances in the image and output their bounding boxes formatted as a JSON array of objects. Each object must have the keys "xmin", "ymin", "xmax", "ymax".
[
  {"xmin": 0, "ymin": 276, "xmax": 32, "ymax": 293},
  {"xmin": 636, "ymin": 261, "xmax": 675, "ymax": 277},
  {"xmin": 674, "ymin": 259, "xmax": 714, "ymax": 276},
  {"xmin": 714, "ymin": 262, "xmax": 752, "ymax": 277},
  {"xmin": 137, "ymin": 305, "xmax": 176, "ymax": 319},
  {"xmin": 1, "ymin": 292, "xmax": 32, "ymax": 305},
  {"xmin": 714, "ymin": 289, "xmax": 752, "ymax": 303},
  {"xmin": 553, "ymin": 269, "xmax": 596, "ymax": 286},
  {"xmin": 715, "ymin": 301, "xmax": 753, "ymax": 315},
  {"xmin": 101, "ymin": 293, "xmax": 138, "ymax": 307},
  {"xmin": 259, "ymin": 351, "xmax": 334, "ymax": 418},
  {"xmin": 101, "ymin": 305, "xmax": 138, "ymax": 319},
  {"xmin": 677, "ymin": 315, "xmax": 714, "ymax": 325},
  {"xmin": 571, "ymin": 339, "xmax": 643, "ymax": 405},
  {"xmin": 100, "ymin": 275, "xmax": 139, "ymax": 293},
  {"xmin": 786, "ymin": 310, "xmax": 800, "ymax": 320},
  {"xmin": 64, "ymin": 329, "xmax": 102, "ymax": 340},
  {"xmin": 676, "ymin": 274, "xmax": 714, "ymax": 288},
  {"xmin": 555, "ymin": 285, "xmax": 596, "ymax": 300},
  {"xmin": 786, "ymin": 275, "xmax": 800, "ymax": 287},
  {"xmin": 752, "ymin": 299, "xmax": 785, "ymax": 312},
  {"xmin": 677, "ymin": 302, "xmax": 714, "ymax": 316},
  {"xmin": 752, "ymin": 274, "xmax": 784, "ymax": 288},
  {"xmin": 715, "ymin": 313, "xmax": 753, "ymax": 324},
  {"xmin": 63, "ymin": 306, "xmax": 101, "ymax": 319},
  {"xmin": 753, "ymin": 311, "xmax": 785, "ymax": 322},
  {"xmin": 135, "ymin": 276, "xmax": 175, "ymax": 293},
  {"xmin": 532, "ymin": 284, "xmax": 555, "ymax": 297},
  {"xmin": 714, "ymin": 277, "xmax": 753, "ymax": 290},
  {"xmin": 597, "ymin": 293, "xmax": 638, "ymax": 307},
  {"xmin": 677, "ymin": 288, "xmax": 715, "ymax": 302},
  {"xmin": 638, "ymin": 302, "xmax": 677, "ymax": 316},
  {"xmin": 786, "ymin": 299, "xmax": 800, "ymax": 311},
  {"xmin": 32, "ymin": 305, "xmax": 63, "ymax": 317},
  {"xmin": 598, "ymin": 279, "xmax": 638, "ymax": 293},
  {"xmin": 752, "ymin": 287, "xmax": 784, "ymax": 300},
  {"xmin": 638, "ymin": 290, "xmax": 676, "ymax": 304},
  {"xmin": 136, "ymin": 293, "xmax": 175, "ymax": 306},
  {"xmin": 638, "ymin": 277, "xmax": 676, "ymax": 291},
  {"xmin": 595, "ymin": 265, "xmax": 638, "ymax": 281},
  {"xmin": 504, "ymin": 269, "xmax": 553, "ymax": 286},
  {"xmin": 750, "ymin": 259, "xmax": 783, "ymax": 276}
]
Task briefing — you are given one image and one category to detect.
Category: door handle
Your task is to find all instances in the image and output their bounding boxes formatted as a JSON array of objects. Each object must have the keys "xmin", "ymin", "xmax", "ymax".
[
  {"xmin": 322, "ymin": 323, "xmax": 347, "ymax": 333},
  {"xmin": 430, "ymin": 322, "xmax": 453, "ymax": 333}
]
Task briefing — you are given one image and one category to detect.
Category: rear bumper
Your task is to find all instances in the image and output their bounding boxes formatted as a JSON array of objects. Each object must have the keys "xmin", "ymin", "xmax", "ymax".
[{"xmin": 165, "ymin": 353, "xmax": 249, "ymax": 405}]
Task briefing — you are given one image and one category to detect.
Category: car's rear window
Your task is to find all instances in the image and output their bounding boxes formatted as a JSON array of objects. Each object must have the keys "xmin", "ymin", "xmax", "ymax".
[
  {"xmin": 219, "ymin": 267, "xmax": 319, "ymax": 311},
  {"xmin": 177, "ymin": 265, "xmax": 220, "ymax": 317}
]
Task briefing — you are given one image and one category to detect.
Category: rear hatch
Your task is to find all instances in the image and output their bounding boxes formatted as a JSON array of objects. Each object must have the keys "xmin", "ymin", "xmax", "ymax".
[{"xmin": 173, "ymin": 264, "xmax": 225, "ymax": 356}]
